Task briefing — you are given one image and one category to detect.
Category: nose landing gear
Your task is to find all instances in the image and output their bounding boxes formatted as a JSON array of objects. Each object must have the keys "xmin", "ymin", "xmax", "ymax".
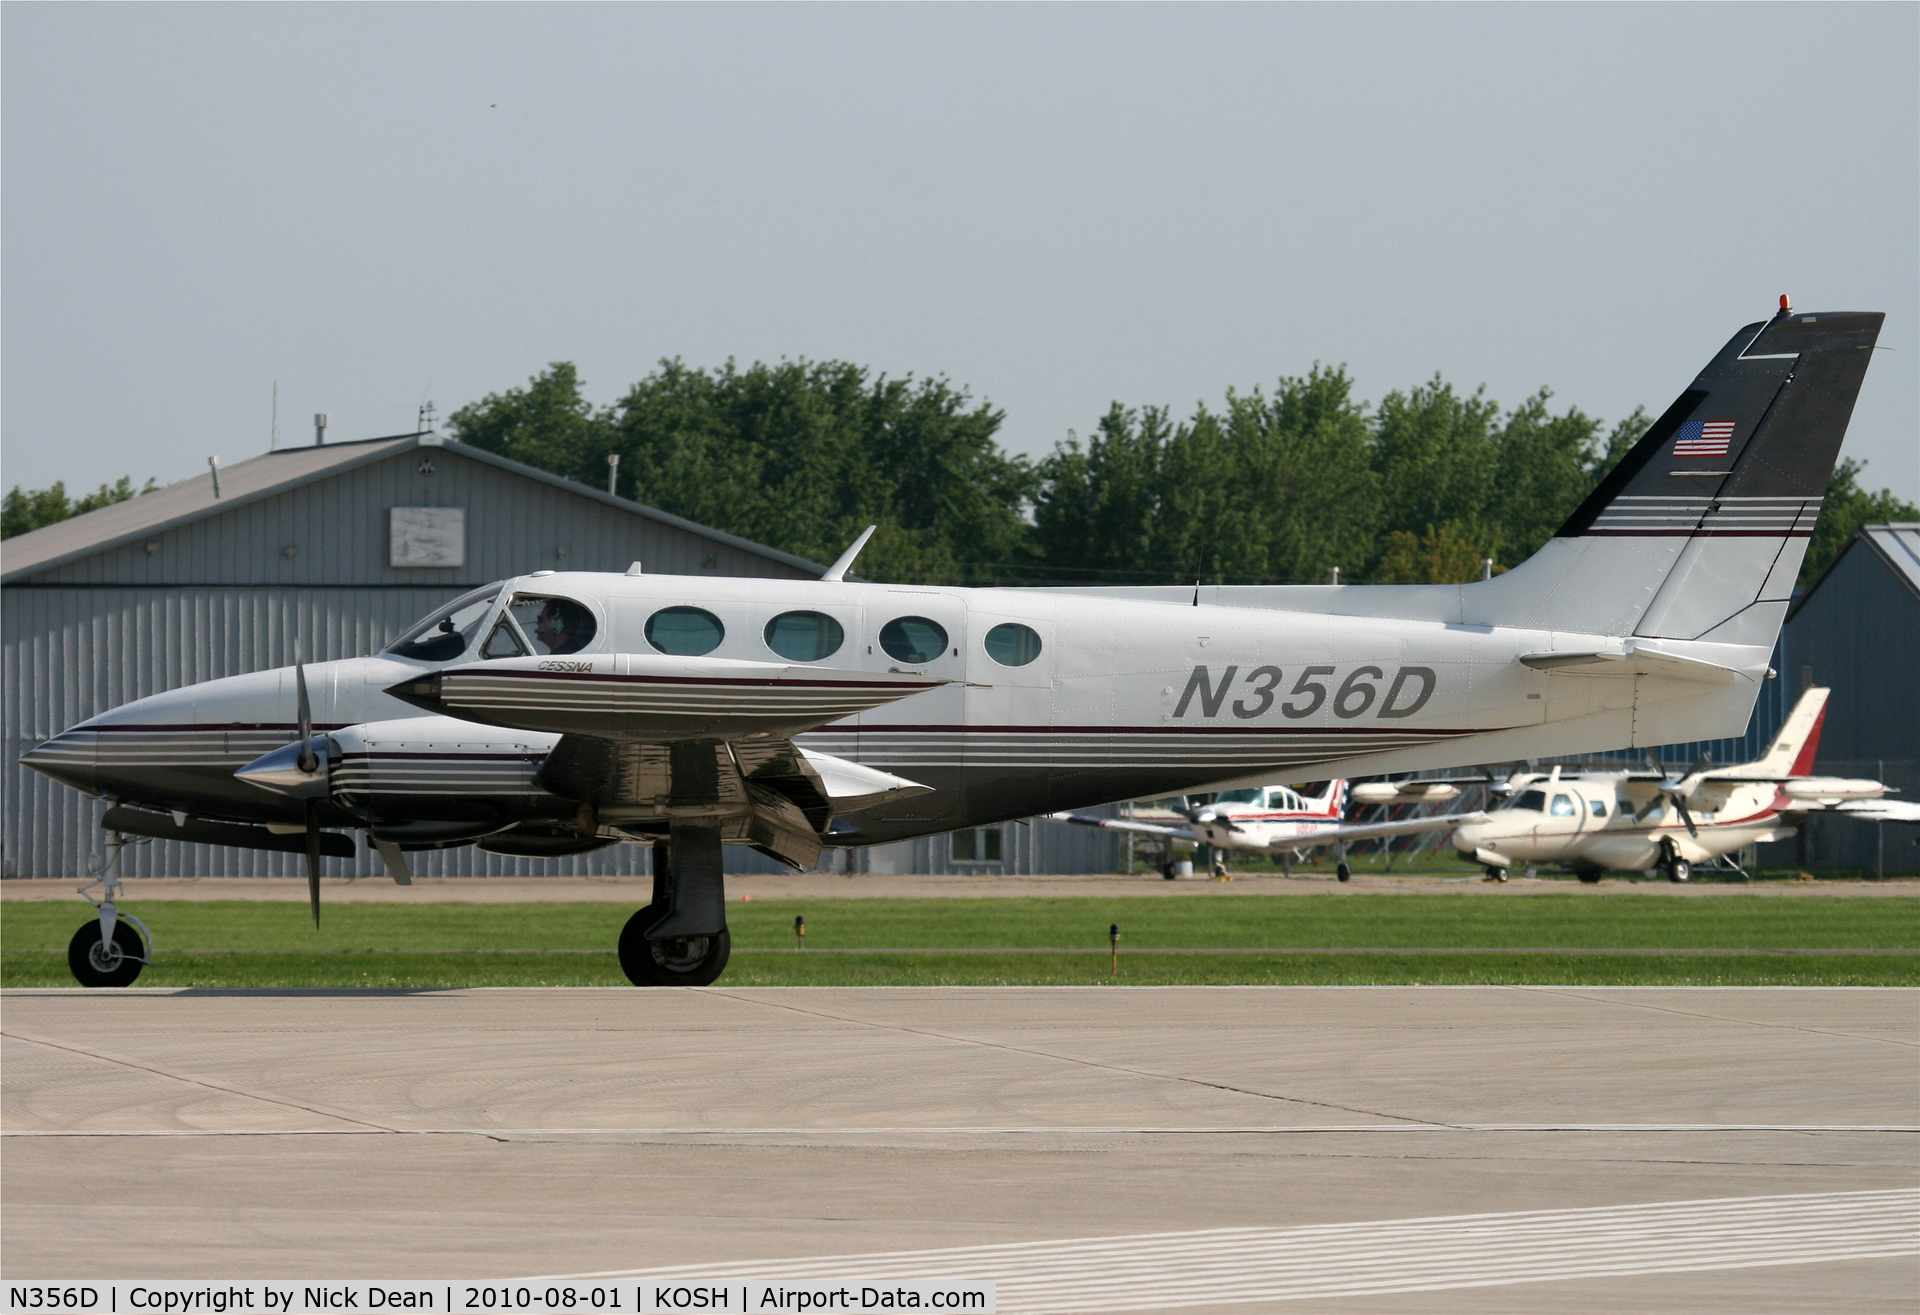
[{"xmin": 68, "ymin": 842, "xmax": 153, "ymax": 987}]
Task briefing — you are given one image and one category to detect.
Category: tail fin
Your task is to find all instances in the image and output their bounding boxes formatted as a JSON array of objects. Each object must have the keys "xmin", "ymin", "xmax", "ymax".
[
  {"xmin": 1483, "ymin": 306, "xmax": 1883, "ymax": 642},
  {"xmin": 1733, "ymin": 686, "xmax": 1830, "ymax": 777},
  {"xmin": 1309, "ymin": 779, "xmax": 1348, "ymax": 817}
]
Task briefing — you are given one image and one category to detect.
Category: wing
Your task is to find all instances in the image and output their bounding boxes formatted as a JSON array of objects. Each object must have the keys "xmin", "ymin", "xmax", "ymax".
[
  {"xmin": 386, "ymin": 652, "xmax": 943, "ymax": 739},
  {"xmin": 1802, "ymin": 799, "xmax": 1920, "ymax": 824},
  {"xmin": 1046, "ymin": 812, "xmax": 1198, "ymax": 844},
  {"xmin": 385, "ymin": 654, "xmax": 943, "ymax": 870},
  {"xmin": 537, "ymin": 735, "xmax": 932, "ymax": 870},
  {"xmin": 1276, "ymin": 810, "xmax": 1491, "ymax": 850}
]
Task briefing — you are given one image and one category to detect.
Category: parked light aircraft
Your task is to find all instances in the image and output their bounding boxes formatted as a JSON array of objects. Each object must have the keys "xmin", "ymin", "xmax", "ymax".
[
  {"xmin": 1452, "ymin": 687, "xmax": 1920, "ymax": 882},
  {"xmin": 24, "ymin": 302, "xmax": 1883, "ymax": 986},
  {"xmin": 1047, "ymin": 779, "xmax": 1486, "ymax": 879}
]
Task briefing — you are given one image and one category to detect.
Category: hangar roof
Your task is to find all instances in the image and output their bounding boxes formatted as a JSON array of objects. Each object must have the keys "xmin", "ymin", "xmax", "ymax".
[
  {"xmin": 1789, "ymin": 522, "xmax": 1920, "ymax": 618},
  {"xmin": 1, "ymin": 432, "xmax": 824, "ymax": 583}
]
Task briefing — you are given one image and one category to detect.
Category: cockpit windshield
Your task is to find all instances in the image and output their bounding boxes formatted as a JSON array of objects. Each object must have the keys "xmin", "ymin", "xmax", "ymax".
[
  {"xmin": 1213, "ymin": 789, "xmax": 1262, "ymax": 804},
  {"xmin": 385, "ymin": 583, "xmax": 504, "ymax": 662}
]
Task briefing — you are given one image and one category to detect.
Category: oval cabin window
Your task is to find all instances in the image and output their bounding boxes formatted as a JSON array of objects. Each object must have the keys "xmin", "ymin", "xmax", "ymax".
[
  {"xmin": 645, "ymin": 606, "xmax": 725, "ymax": 656},
  {"xmin": 878, "ymin": 616, "xmax": 948, "ymax": 665},
  {"xmin": 764, "ymin": 611, "xmax": 844, "ymax": 662},
  {"xmin": 984, "ymin": 622, "xmax": 1042, "ymax": 667}
]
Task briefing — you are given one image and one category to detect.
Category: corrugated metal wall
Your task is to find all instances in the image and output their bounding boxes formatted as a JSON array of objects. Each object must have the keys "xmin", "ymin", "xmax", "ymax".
[
  {"xmin": 1768, "ymin": 541, "xmax": 1920, "ymax": 872},
  {"xmin": 2, "ymin": 441, "xmax": 1124, "ymax": 879}
]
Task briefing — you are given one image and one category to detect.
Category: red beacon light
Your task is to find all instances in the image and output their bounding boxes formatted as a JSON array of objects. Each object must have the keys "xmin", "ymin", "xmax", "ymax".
[{"xmin": 1780, "ymin": 294, "xmax": 1792, "ymax": 312}]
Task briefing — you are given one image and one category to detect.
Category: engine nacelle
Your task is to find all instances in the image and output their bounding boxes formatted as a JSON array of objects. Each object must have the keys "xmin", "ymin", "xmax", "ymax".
[{"xmin": 1350, "ymin": 781, "xmax": 1462, "ymax": 806}]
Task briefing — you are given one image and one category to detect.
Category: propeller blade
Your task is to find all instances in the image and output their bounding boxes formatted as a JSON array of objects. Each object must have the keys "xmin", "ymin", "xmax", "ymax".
[
  {"xmin": 1672, "ymin": 795, "xmax": 1699, "ymax": 838},
  {"xmin": 294, "ymin": 640, "xmax": 317, "ymax": 775},
  {"xmin": 304, "ymin": 800, "xmax": 322, "ymax": 927}
]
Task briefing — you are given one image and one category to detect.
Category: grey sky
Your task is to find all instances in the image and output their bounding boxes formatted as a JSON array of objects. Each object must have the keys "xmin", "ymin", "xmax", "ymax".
[{"xmin": 5, "ymin": 3, "xmax": 1916, "ymax": 504}]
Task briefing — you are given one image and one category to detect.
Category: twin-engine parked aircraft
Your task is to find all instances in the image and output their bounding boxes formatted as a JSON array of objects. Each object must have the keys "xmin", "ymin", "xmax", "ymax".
[
  {"xmin": 24, "ymin": 302, "xmax": 1884, "ymax": 986},
  {"xmin": 1047, "ymin": 779, "xmax": 1486, "ymax": 879},
  {"xmin": 1452, "ymin": 687, "xmax": 1920, "ymax": 882}
]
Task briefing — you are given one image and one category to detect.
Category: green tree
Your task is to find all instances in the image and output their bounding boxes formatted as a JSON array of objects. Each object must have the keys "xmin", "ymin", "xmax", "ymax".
[
  {"xmin": 1, "ymin": 476, "xmax": 157, "ymax": 539},
  {"xmin": 451, "ymin": 357, "xmax": 1033, "ymax": 583},
  {"xmin": 447, "ymin": 362, "xmax": 610, "ymax": 476},
  {"xmin": 1798, "ymin": 458, "xmax": 1920, "ymax": 588}
]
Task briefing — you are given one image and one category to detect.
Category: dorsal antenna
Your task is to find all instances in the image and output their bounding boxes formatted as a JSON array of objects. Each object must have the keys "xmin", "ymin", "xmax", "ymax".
[{"xmin": 821, "ymin": 525, "xmax": 877, "ymax": 582}]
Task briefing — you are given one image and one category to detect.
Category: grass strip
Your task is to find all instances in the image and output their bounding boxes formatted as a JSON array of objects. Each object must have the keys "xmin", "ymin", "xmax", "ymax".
[
  {"xmin": 3, "ymin": 950, "xmax": 1914, "ymax": 989},
  {"xmin": 5, "ymin": 895, "xmax": 1916, "ymax": 954}
]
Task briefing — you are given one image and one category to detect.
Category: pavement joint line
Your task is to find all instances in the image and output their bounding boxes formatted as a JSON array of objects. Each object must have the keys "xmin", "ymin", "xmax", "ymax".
[
  {"xmin": 705, "ymin": 987, "xmax": 1455, "ymax": 1129},
  {"xmin": 4, "ymin": 1123, "xmax": 1917, "ymax": 1138},
  {"xmin": 1510, "ymin": 985, "xmax": 1920, "ymax": 1049},
  {"xmin": 0, "ymin": 1028, "xmax": 397, "ymax": 1133}
]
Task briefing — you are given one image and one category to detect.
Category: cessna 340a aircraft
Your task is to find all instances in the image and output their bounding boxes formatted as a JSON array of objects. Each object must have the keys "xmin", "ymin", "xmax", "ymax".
[
  {"xmin": 24, "ymin": 301, "xmax": 1884, "ymax": 986},
  {"xmin": 1451, "ymin": 687, "xmax": 1920, "ymax": 882},
  {"xmin": 1046, "ymin": 779, "xmax": 1487, "ymax": 880}
]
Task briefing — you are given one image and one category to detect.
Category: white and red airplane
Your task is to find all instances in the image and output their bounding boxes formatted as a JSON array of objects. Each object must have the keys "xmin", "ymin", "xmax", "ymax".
[
  {"xmin": 1450, "ymin": 687, "xmax": 1920, "ymax": 882},
  {"xmin": 1047, "ymin": 779, "xmax": 1486, "ymax": 880}
]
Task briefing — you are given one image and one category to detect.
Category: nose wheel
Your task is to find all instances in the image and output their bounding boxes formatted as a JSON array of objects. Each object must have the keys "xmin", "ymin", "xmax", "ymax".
[{"xmin": 68, "ymin": 921, "xmax": 146, "ymax": 988}]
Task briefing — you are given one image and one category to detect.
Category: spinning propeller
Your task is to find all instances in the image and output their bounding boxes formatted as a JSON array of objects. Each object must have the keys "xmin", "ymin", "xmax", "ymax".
[
  {"xmin": 294, "ymin": 644, "xmax": 323, "ymax": 926},
  {"xmin": 1177, "ymin": 801, "xmax": 1244, "ymax": 833},
  {"xmin": 1644, "ymin": 750, "xmax": 1715, "ymax": 838}
]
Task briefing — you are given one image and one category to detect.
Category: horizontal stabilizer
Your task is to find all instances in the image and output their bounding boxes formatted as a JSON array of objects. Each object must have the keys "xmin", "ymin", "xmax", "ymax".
[{"xmin": 1518, "ymin": 642, "xmax": 1764, "ymax": 685}]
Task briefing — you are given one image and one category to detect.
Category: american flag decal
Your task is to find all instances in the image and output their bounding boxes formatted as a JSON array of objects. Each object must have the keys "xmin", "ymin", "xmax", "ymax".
[{"xmin": 1673, "ymin": 419, "xmax": 1736, "ymax": 457}]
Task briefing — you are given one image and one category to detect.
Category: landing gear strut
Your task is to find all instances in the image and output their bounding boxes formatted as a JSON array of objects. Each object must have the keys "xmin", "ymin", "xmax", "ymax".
[
  {"xmin": 68, "ymin": 847, "xmax": 153, "ymax": 987},
  {"xmin": 619, "ymin": 824, "xmax": 731, "ymax": 986}
]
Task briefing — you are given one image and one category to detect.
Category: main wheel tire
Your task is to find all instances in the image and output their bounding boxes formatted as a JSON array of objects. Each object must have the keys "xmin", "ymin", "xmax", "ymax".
[
  {"xmin": 1577, "ymin": 871, "xmax": 1603, "ymax": 884},
  {"xmin": 1336, "ymin": 861, "xmax": 1352, "ymax": 883},
  {"xmin": 1668, "ymin": 858, "xmax": 1692, "ymax": 884},
  {"xmin": 618, "ymin": 903, "xmax": 731, "ymax": 986},
  {"xmin": 68, "ymin": 921, "xmax": 145, "ymax": 988}
]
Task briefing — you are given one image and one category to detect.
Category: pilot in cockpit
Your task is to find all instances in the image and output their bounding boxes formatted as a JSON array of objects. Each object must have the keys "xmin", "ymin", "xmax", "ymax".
[{"xmin": 533, "ymin": 598, "xmax": 594, "ymax": 656}]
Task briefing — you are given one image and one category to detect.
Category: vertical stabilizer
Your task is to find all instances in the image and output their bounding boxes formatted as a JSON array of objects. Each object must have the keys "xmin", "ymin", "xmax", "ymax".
[
  {"xmin": 1721, "ymin": 686, "xmax": 1829, "ymax": 778},
  {"xmin": 1469, "ymin": 307, "xmax": 1883, "ymax": 642}
]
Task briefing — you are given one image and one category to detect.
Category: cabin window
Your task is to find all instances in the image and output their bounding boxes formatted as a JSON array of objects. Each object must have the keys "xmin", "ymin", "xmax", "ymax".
[
  {"xmin": 952, "ymin": 827, "xmax": 1003, "ymax": 862},
  {"xmin": 480, "ymin": 618, "xmax": 529, "ymax": 660},
  {"xmin": 509, "ymin": 595, "xmax": 599, "ymax": 656},
  {"xmin": 1589, "ymin": 798, "xmax": 1609, "ymax": 817},
  {"xmin": 764, "ymin": 611, "xmax": 844, "ymax": 662},
  {"xmin": 1511, "ymin": 790, "xmax": 1547, "ymax": 812},
  {"xmin": 879, "ymin": 615, "xmax": 947, "ymax": 665},
  {"xmin": 1550, "ymin": 794, "xmax": 1576, "ymax": 817},
  {"xmin": 644, "ymin": 605, "xmax": 723, "ymax": 656},
  {"xmin": 984, "ymin": 622, "xmax": 1042, "ymax": 667},
  {"xmin": 385, "ymin": 583, "xmax": 503, "ymax": 661}
]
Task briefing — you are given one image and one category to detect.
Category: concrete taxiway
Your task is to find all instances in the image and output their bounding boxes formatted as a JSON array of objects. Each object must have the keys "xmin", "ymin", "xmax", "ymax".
[{"xmin": 3, "ymin": 987, "xmax": 1915, "ymax": 1312}]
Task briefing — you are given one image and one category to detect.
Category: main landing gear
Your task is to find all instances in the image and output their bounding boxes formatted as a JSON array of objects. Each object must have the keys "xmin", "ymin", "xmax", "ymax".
[
  {"xmin": 1660, "ymin": 839, "xmax": 1692, "ymax": 884},
  {"xmin": 67, "ymin": 849, "xmax": 153, "ymax": 987},
  {"xmin": 619, "ymin": 824, "xmax": 732, "ymax": 986}
]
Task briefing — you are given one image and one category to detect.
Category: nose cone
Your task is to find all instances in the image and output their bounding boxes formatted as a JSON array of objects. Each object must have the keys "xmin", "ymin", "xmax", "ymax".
[
  {"xmin": 1451, "ymin": 822, "xmax": 1486, "ymax": 853},
  {"xmin": 234, "ymin": 738, "xmax": 332, "ymax": 798},
  {"xmin": 19, "ymin": 729, "xmax": 100, "ymax": 794}
]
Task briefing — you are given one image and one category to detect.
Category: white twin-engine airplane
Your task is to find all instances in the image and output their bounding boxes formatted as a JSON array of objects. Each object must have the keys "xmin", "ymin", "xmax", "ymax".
[
  {"xmin": 1451, "ymin": 686, "xmax": 1920, "ymax": 883},
  {"xmin": 1046, "ymin": 779, "xmax": 1487, "ymax": 880},
  {"xmin": 24, "ymin": 302, "xmax": 1883, "ymax": 987}
]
